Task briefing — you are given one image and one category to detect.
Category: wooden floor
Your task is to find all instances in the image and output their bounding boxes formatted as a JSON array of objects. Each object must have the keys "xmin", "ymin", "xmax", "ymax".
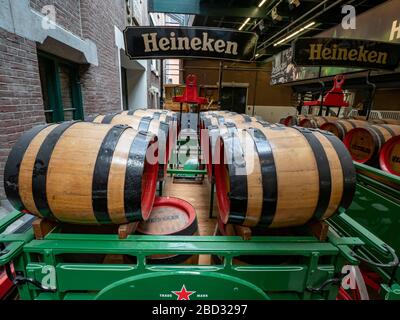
[{"xmin": 162, "ymin": 176, "xmax": 219, "ymax": 265}]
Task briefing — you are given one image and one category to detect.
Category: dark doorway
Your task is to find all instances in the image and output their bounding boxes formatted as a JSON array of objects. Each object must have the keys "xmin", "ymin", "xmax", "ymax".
[{"xmin": 220, "ymin": 86, "xmax": 248, "ymax": 114}]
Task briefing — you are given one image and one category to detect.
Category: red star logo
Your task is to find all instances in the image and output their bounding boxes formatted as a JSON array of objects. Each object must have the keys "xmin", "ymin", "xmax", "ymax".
[{"xmin": 171, "ymin": 285, "xmax": 196, "ymax": 300}]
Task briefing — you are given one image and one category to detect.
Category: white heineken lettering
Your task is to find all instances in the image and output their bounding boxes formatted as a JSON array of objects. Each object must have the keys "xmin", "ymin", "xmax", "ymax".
[
  {"xmin": 202, "ymin": 32, "xmax": 215, "ymax": 51},
  {"xmin": 141, "ymin": 31, "xmax": 239, "ymax": 55},
  {"xmin": 143, "ymin": 32, "xmax": 159, "ymax": 52},
  {"xmin": 159, "ymin": 37, "xmax": 170, "ymax": 51},
  {"xmin": 177, "ymin": 36, "xmax": 190, "ymax": 50},
  {"xmin": 170, "ymin": 32, "xmax": 177, "ymax": 50},
  {"xmin": 191, "ymin": 37, "xmax": 202, "ymax": 50},
  {"xmin": 390, "ymin": 20, "xmax": 400, "ymax": 41},
  {"xmin": 226, "ymin": 41, "xmax": 238, "ymax": 55}
]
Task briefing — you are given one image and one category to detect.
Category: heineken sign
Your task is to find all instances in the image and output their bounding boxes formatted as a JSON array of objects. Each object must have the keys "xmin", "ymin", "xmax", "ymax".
[
  {"xmin": 124, "ymin": 26, "xmax": 258, "ymax": 62},
  {"xmin": 293, "ymin": 38, "xmax": 400, "ymax": 70}
]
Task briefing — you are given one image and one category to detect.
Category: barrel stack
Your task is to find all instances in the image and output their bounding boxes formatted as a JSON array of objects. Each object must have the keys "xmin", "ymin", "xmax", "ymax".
[
  {"xmin": 89, "ymin": 113, "xmax": 171, "ymax": 180},
  {"xmin": 213, "ymin": 125, "xmax": 356, "ymax": 229},
  {"xmin": 380, "ymin": 135, "xmax": 400, "ymax": 176},
  {"xmin": 201, "ymin": 111, "xmax": 357, "ymax": 230},
  {"xmin": 200, "ymin": 111, "xmax": 268, "ymax": 183},
  {"xmin": 320, "ymin": 119, "xmax": 369, "ymax": 140},
  {"xmin": 281, "ymin": 114, "xmax": 400, "ymax": 175},
  {"xmin": 4, "ymin": 108, "xmax": 179, "ymax": 226},
  {"xmin": 4, "ymin": 122, "xmax": 159, "ymax": 225},
  {"xmin": 344, "ymin": 124, "xmax": 400, "ymax": 166}
]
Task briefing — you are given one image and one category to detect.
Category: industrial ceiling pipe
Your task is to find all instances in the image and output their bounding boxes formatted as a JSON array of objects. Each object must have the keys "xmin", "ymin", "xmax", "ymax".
[{"xmin": 257, "ymin": 0, "xmax": 343, "ymax": 50}]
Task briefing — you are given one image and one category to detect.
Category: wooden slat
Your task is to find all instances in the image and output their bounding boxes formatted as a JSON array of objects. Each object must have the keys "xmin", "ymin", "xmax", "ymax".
[
  {"xmin": 32, "ymin": 218, "xmax": 57, "ymax": 240},
  {"xmin": 118, "ymin": 222, "xmax": 139, "ymax": 239}
]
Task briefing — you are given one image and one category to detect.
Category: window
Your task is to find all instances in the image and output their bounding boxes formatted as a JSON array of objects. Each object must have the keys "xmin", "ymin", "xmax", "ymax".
[
  {"xmin": 121, "ymin": 67, "xmax": 129, "ymax": 110},
  {"xmin": 37, "ymin": 52, "xmax": 83, "ymax": 123}
]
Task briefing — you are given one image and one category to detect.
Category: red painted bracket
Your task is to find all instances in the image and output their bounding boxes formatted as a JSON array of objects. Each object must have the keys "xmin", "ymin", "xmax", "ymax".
[
  {"xmin": 173, "ymin": 74, "xmax": 208, "ymax": 105},
  {"xmin": 303, "ymin": 74, "xmax": 350, "ymax": 108}
]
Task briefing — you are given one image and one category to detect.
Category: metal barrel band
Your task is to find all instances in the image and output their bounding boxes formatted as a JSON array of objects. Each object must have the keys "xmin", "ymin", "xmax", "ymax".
[
  {"xmin": 85, "ymin": 114, "xmax": 100, "ymax": 122},
  {"xmin": 124, "ymin": 131, "xmax": 157, "ymax": 222},
  {"xmin": 375, "ymin": 124, "xmax": 396, "ymax": 137},
  {"xmin": 92, "ymin": 125, "xmax": 130, "ymax": 224},
  {"xmin": 292, "ymin": 126, "xmax": 332, "ymax": 220},
  {"xmin": 138, "ymin": 117, "xmax": 152, "ymax": 132},
  {"xmin": 248, "ymin": 127, "xmax": 277, "ymax": 227},
  {"xmin": 223, "ymin": 133, "xmax": 247, "ymax": 225},
  {"xmin": 32, "ymin": 121, "xmax": 80, "ymax": 219},
  {"xmin": 369, "ymin": 126, "xmax": 386, "ymax": 160},
  {"xmin": 101, "ymin": 113, "xmax": 118, "ymax": 124},
  {"xmin": 3, "ymin": 124, "xmax": 52, "ymax": 211},
  {"xmin": 320, "ymin": 131, "xmax": 356, "ymax": 210}
]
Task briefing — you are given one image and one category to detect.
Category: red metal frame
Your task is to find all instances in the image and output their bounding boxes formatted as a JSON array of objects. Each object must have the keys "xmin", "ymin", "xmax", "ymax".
[
  {"xmin": 303, "ymin": 74, "xmax": 350, "ymax": 108},
  {"xmin": 0, "ymin": 266, "xmax": 14, "ymax": 300},
  {"xmin": 173, "ymin": 74, "xmax": 208, "ymax": 105}
]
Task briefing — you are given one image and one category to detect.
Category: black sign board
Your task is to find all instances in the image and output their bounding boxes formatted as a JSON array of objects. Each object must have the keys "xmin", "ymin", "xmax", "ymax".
[
  {"xmin": 293, "ymin": 38, "xmax": 400, "ymax": 70},
  {"xmin": 124, "ymin": 26, "xmax": 258, "ymax": 62}
]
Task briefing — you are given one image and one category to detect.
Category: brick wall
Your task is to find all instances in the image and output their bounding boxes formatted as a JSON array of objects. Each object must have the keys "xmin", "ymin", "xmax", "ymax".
[
  {"xmin": 0, "ymin": 0, "xmax": 131, "ymax": 201},
  {"xmin": 79, "ymin": 0, "xmax": 126, "ymax": 115},
  {"xmin": 0, "ymin": 29, "xmax": 46, "ymax": 200},
  {"xmin": 30, "ymin": 0, "xmax": 83, "ymax": 37}
]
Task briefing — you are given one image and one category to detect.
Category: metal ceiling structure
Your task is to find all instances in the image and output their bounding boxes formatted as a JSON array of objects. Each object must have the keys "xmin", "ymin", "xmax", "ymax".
[{"xmin": 148, "ymin": 0, "xmax": 388, "ymax": 60}]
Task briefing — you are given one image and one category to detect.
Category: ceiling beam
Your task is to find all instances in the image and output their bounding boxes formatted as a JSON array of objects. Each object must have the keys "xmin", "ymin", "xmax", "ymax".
[{"xmin": 148, "ymin": 0, "xmax": 268, "ymax": 18}]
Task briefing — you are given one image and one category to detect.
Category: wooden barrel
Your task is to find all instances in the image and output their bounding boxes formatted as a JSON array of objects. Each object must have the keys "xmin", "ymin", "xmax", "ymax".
[
  {"xmin": 223, "ymin": 113, "xmax": 255, "ymax": 125},
  {"xmin": 283, "ymin": 114, "xmax": 307, "ymax": 126},
  {"xmin": 300, "ymin": 116, "xmax": 338, "ymax": 128},
  {"xmin": 344, "ymin": 124, "xmax": 400, "ymax": 165},
  {"xmin": 371, "ymin": 119, "xmax": 400, "ymax": 125},
  {"xmin": 121, "ymin": 109, "xmax": 170, "ymax": 123},
  {"xmin": 135, "ymin": 197, "xmax": 198, "ymax": 264},
  {"xmin": 380, "ymin": 136, "xmax": 400, "ymax": 176},
  {"xmin": 320, "ymin": 119, "xmax": 368, "ymax": 140},
  {"xmin": 4, "ymin": 122, "xmax": 159, "ymax": 225},
  {"xmin": 203, "ymin": 123, "xmax": 234, "ymax": 183},
  {"xmin": 204, "ymin": 121, "xmax": 276, "ymax": 183},
  {"xmin": 90, "ymin": 114, "xmax": 170, "ymax": 180},
  {"xmin": 214, "ymin": 126, "xmax": 356, "ymax": 228},
  {"xmin": 201, "ymin": 113, "xmax": 225, "ymax": 130}
]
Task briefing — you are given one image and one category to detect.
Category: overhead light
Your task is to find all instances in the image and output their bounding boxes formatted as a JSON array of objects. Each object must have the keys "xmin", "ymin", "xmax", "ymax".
[
  {"xmin": 273, "ymin": 21, "xmax": 315, "ymax": 46},
  {"xmin": 288, "ymin": 0, "xmax": 301, "ymax": 10},
  {"xmin": 238, "ymin": 17, "xmax": 251, "ymax": 31},
  {"xmin": 258, "ymin": 0, "xmax": 268, "ymax": 7}
]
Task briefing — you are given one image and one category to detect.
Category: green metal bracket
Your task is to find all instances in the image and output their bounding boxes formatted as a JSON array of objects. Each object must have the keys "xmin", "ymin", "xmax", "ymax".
[
  {"xmin": 0, "ymin": 211, "xmax": 24, "ymax": 234},
  {"xmin": 355, "ymin": 162, "xmax": 400, "ymax": 187},
  {"xmin": 167, "ymin": 169, "xmax": 207, "ymax": 175},
  {"xmin": 0, "ymin": 241, "xmax": 25, "ymax": 266}
]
